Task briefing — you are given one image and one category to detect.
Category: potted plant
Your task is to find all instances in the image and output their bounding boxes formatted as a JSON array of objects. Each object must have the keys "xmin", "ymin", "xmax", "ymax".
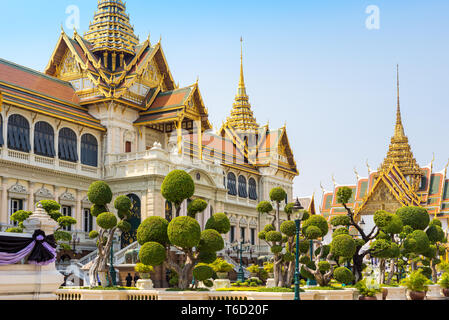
[
  {"xmin": 247, "ymin": 264, "xmax": 260, "ymax": 278},
  {"xmin": 401, "ymin": 270, "xmax": 431, "ymax": 300},
  {"xmin": 263, "ymin": 262, "xmax": 274, "ymax": 278},
  {"xmin": 134, "ymin": 263, "xmax": 154, "ymax": 280},
  {"xmin": 355, "ymin": 279, "xmax": 382, "ymax": 300},
  {"xmin": 210, "ymin": 258, "xmax": 234, "ymax": 279},
  {"xmin": 438, "ymin": 272, "xmax": 449, "ymax": 297}
]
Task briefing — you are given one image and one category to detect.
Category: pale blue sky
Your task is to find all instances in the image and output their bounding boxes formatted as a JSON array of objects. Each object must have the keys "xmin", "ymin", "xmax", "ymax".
[{"xmin": 1, "ymin": 1, "xmax": 449, "ymax": 211}]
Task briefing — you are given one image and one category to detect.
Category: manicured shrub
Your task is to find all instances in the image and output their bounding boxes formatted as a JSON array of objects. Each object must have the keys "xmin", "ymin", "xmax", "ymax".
[
  {"xmin": 283, "ymin": 252, "xmax": 295, "ymax": 262},
  {"xmin": 193, "ymin": 264, "xmax": 214, "ymax": 281},
  {"xmin": 10, "ymin": 210, "xmax": 32, "ymax": 223},
  {"xmin": 89, "ymin": 230, "xmax": 99, "ymax": 239},
  {"xmin": 198, "ymin": 251, "xmax": 217, "ymax": 264},
  {"xmin": 117, "ymin": 220, "xmax": 131, "ymax": 233},
  {"xmin": 305, "ymin": 226, "xmax": 322, "ymax": 239},
  {"xmin": 315, "ymin": 245, "xmax": 330, "ymax": 257},
  {"xmin": 405, "ymin": 230, "xmax": 430, "ymax": 254},
  {"xmin": 137, "ymin": 216, "xmax": 169, "ymax": 245},
  {"xmin": 139, "ymin": 242, "xmax": 166, "ymax": 266},
  {"xmin": 203, "ymin": 280, "xmax": 214, "ymax": 288},
  {"xmin": 318, "ymin": 261, "xmax": 331, "ymax": 273},
  {"xmin": 374, "ymin": 211, "xmax": 403, "ymax": 234},
  {"xmin": 6, "ymin": 227, "xmax": 23, "ymax": 233},
  {"xmin": 39, "ymin": 200, "xmax": 61, "ymax": 213},
  {"xmin": 198, "ymin": 229, "xmax": 224, "ymax": 252},
  {"xmin": 269, "ymin": 187, "xmax": 287, "ymax": 202},
  {"xmin": 135, "ymin": 262, "xmax": 154, "ymax": 274},
  {"xmin": 210, "ymin": 258, "xmax": 234, "ymax": 273},
  {"xmin": 257, "ymin": 201, "xmax": 273, "ymax": 214},
  {"xmin": 167, "ymin": 216, "xmax": 201, "ymax": 248},
  {"xmin": 330, "ymin": 215, "xmax": 351, "ymax": 227},
  {"xmin": 396, "ymin": 206, "xmax": 430, "ymax": 231},
  {"xmin": 298, "ymin": 238, "xmax": 310, "ymax": 254},
  {"xmin": 91, "ymin": 204, "xmax": 107, "ymax": 217},
  {"xmin": 336, "ymin": 187, "xmax": 353, "ymax": 204},
  {"xmin": 96, "ymin": 212, "xmax": 117, "ymax": 230},
  {"xmin": 266, "ymin": 231, "xmax": 283, "ymax": 242},
  {"xmin": 258, "ymin": 231, "xmax": 267, "ymax": 240},
  {"xmin": 114, "ymin": 195, "xmax": 132, "ymax": 212},
  {"xmin": 264, "ymin": 224, "xmax": 276, "ymax": 232},
  {"xmin": 271, "ymin": 245, "xmax": 283, "ymax": 254},
  {"xmin": 429, "ymin": 219, "xmax": 442, "ymax": 228},
  {"xmin": 161, "ymin": 170, "xmax": 195, "ymax": 206},
  {"xmin": 205, "ymin": 213, "xmax": 231, "ymax": 234},
  {"xmin": 54, "ymin": 230, "xmax": 72, "ymax": 242},
  {"xmin": 332, "ymin": 227, "xmax": 349, "ymax": 238},
  {"xmin": 426, "ymin": 225, "xmax": 445, "ymax": 243},
  {"xmin": 57, "ymin": 216, "xmax": 77, "ymax": 229},
  {"xmin": 334, "ymin": 267, "xmax": 354, "ymax": 284},
  {"xmin": 280, "ymin": 220, "xmax": 297, "ymax": 237},
  {"xmin": 187, "ymin": 199, "xmax": 208, "ymax": 218},
  {"xmin": 331, "ymin": 234, "xmax": 356, "ymax": 258},
  {"xmin": 302, "ymin": 215, "xmax": 329, "ymax": 238},
  {"xmin": 88, "ymin": 181, "xmax": 113, "ymax": 205}
]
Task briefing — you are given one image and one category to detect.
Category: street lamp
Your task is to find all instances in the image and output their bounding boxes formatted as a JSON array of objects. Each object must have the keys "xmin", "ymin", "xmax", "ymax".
[
  {"xmin": 70, "ymin": 230, "xmax": 80, "ymax": 253},
  {"xmin": 292, "ymin": 198, "xmax": 304, "ymax": 301},
  {"xmin": 232, "ymin": 241, "xmax": 250, "ymax": 282}
]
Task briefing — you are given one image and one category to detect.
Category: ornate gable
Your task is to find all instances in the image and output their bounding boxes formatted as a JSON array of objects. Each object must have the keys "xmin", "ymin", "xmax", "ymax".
[{"xmin": 56, "ymin": 50, "xmax": 82, "ymax": 80}]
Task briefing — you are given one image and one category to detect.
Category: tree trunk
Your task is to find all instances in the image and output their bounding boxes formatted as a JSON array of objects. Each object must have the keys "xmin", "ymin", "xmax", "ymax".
[
  {"xmin": 378, "ymin": 259, "xmax": 386, "ymax": 284},
  {"xmin": 431, "ymin": 259, "xmax": 438, "ymax": 283},
  {"xmin": 386, "ymin": 259, "xmax": 395, "ymax": 285},
  {"xmin": 285, "ymin": 260, "xmax": 295, "ymax": 287},
  {"xmin": 276, "ymin": 202, "xmax": 280, "ymax": 232},
  {"xmin": 353, "ymin": 253, "xmax": 364, "ymax": 284},
  {"xmin": 274, "ymin": 256, "xmax": 282, "ymax": 287}
]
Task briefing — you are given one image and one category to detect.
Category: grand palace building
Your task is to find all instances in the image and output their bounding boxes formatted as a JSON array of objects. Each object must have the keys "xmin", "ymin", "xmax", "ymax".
[
  {"xmin": 0, "ymin": 0, "xmax": 299, "ymax": 265},
  {"xmin": 320, "ymin": 67, "xmax": 449, "ymax": 243}
]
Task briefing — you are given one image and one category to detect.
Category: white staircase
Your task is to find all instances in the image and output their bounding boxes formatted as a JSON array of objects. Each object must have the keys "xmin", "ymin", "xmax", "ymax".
[{"xmin": 222, "ymin": 252, "xmax": 251, "ymax": 279}]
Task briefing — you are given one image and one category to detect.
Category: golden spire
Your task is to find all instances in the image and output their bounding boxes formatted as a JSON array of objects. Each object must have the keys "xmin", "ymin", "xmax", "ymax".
[
  {"xmin": 378, "ymin": 65, "xmax": 422, "ymax": 183},
  {"xmin": 223, "ymin": 37, "xmax": 259, "ymax": 132}
]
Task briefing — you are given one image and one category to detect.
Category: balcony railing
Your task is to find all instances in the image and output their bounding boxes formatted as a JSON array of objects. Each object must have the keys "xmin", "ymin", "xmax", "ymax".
[{"xmin": 0, "ymin": 148, "xmax": 101, "ymax": 179}]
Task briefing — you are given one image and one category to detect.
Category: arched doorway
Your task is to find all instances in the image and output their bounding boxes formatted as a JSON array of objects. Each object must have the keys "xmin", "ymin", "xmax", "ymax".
[{"xmin": 121, "ymin": 194, "xmax": 141, "ymax": 249}]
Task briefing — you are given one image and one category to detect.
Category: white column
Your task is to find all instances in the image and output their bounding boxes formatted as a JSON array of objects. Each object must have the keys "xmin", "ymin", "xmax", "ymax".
[
  {"xmin": 0, "ymin": 177, "xmax": 7, "ymax": 227},
  {"xmin": 28, "ymin": 182, "xmax": 35, "ymax": 211},
  {"xmin": 75, "ymin": 190, "xmax": 82, "ymax": 231}
]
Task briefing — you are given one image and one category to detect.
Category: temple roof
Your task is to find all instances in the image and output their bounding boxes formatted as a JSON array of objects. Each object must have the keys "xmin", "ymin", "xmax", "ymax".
[
  {"xmin": 84, "ymin": 0, "xmax": 139, "ymax": 55},
  {"xmin": 0, "ymin": 58, "xmax": 104, "ymax": 131}
]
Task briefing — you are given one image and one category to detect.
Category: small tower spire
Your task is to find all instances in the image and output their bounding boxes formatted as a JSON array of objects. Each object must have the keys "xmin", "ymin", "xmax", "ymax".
[
  {"xmin": 395, "ymin": 64, "xmax": 405, "ymax": 137},
  {"xmin": 239, "ymin": 37, "xmax": 245, "ymax": 89}
]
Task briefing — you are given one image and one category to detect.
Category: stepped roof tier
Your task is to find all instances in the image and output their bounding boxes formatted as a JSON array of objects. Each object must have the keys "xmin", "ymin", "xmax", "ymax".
[
  {"xmin": 84, "ymin": 0, "xmax": 139, "ymax": 56},
  {"xmin": 223, "ymin": 38, "xmax": 259, "ymax": 132}
]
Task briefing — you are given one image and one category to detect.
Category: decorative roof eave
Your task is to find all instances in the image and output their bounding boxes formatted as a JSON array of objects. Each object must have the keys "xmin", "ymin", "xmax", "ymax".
[
  {"xmin": 278, "ymin": 126, "xmax": 298, "ymax": 171},
  {"xmin": 73, "ymin": 33, "xmax": 102, "ymax": 69}
]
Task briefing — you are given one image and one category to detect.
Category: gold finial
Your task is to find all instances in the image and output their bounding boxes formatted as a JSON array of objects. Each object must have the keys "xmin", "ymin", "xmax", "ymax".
[
  {"xmin": 431, "ymin": 152, "xmax": 435, "ymax": 167},
  {"xmin": 354, "ymin": 167, "xmax": 360, "ymax": 180},
  {"xmin": 366, "ymin": 159, "xmax": 372, "ymax": 175},
  {"xmin": 239, "ymin": 37, "xmax": 245, "ymax": 89},
  {"xmin": 61, "ymin": 23, "xmax": 65, "ymax": 34},
  {"xmin": 395, "ymin": 64, "xmax": 405, "ymax": 138}
]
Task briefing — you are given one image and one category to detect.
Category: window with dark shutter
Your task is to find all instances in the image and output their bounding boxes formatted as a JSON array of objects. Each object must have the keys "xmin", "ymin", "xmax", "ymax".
[
  {"xmin": 81, "ymin": 134, "xmax": 98, "ymax": 167},
  {"xmin": 238, "ymin": 176, "xmax": 248, "ymax": 198},
  {"xmin": 34, "ymin": 122, "xmax": 55, "ymax": 158},
  {"xmin": 59, "ymin": 128, "xmax": 78, "ymax": 162},
  {"xmin": 249, "ymin": 178, "xmax": 258, "ymax": 200},
  {"xmin": 227, "ymin": 172, "xmax": 237, "ymax": 196},
  {"xmin": 0, "ymin": 114, "xmax": 4, "ymax": 147},
  {"xmin": 7, "ymin": 114, "xmax": 31, "ymax": 152}
]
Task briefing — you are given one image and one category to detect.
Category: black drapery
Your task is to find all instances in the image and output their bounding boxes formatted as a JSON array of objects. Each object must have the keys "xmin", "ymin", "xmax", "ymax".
[
  {"xmin": 249, "ymin": 178, "xmax": 258, "ymax": 200},
  {"xmin": 7, "ymin": 114, "xmax": 31, "ymax": 152},
  {"xmin": 81, "ymin": 134, "xmax": 98, "ymax": 167},
  {"xmin": 34, "ymin": 121, "xmax": 55, "ymax": 158},
  {"xmin": 227, "ymin": 173, "xmax": 237, "ymax": 196},
  {"xmin": 0, "ymin": 230, "xmax": 57, "ymax": 266},
  {"xmin": 238, "ymin": 176, "xmax": 248, "ymax": 198},
  {"xmin": 59, "ymin": 128, "xmax": 78, "ymax": 162}
]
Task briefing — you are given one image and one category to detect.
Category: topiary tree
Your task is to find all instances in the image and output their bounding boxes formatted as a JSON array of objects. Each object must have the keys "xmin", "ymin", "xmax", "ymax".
[
  {"xmin": 8, "ymin": 200, "xmax": 77, "ymax": 252},
  {"xmin": 87, "ymin": 181, "xmax": 132, "ymax": 287},
  {"xmin": 335, "ymin": 187, "xmax": 381, "ymax": 282},
  {"xmin": 187, "ymin": 199, "xmax": 208, "ymax": 218},
  {"xmin": 425, "ymin": 219, "xmax": 447, "ymax": 282},
  {"xmin": 299, "ymin": 214, "xmax": 334, "ymax": 287},
  {"xmin": 137, "ymin": 170, "xmax": 230, "ymax": 289},
  {"xmin": 161, "ymin": 170, "xmax": 195, "ymax": 217}
]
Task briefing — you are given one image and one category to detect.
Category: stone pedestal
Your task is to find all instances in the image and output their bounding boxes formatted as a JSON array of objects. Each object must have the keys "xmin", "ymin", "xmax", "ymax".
[
  {"xmin": 136, "ymin": 279, "xmax": 154, "ymax": 290},
  {"xmin": 0, "ymin": 203, "xmax": 64, "ymax": 300},
  {"xmin": 266, "ymin": 278, "xmax": 276, "ymax": 288},
  {"xmin": 427, "ymin": 285, "xmax": 445, "ymax": 300},
  {"xmin": 213, "ymin": 279, "xmax": 231, "ymax": 290}
]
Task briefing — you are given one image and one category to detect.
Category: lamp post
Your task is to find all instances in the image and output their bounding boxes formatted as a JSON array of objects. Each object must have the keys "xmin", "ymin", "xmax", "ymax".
[
  {"xmin": 292, "ymin": 198, "xmax": 304, "ymax": 301},
  {"xmin": 232, "ymin": 241, "xmax": 250, "ymax": 282},
  {"xmin": 70, "ymin": 230, "xmax": 80, "ymax": 253}
]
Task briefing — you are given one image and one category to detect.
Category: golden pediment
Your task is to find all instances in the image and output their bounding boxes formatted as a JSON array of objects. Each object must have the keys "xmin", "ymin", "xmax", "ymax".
[{"xmin": 57, "ymin": 50, "xmax": 82, "ymax": 80}]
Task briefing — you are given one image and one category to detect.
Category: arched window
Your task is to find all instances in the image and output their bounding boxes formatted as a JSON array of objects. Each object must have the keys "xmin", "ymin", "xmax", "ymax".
[
  {"xmin": 58, "ymin": 128, "xmax": 78, "ymax": 162},
  {"xmin": 34, "ymin": 122, "xmax": 55, "ymax": 158},
  {"xmin": 0, "ymin": 114, "xmax": 4, "ymax": 147},
  {"xmin": 227, "ymin": 172, "xmax": 237, "ymax": 196},
  {"xmin": 238, "ymin": 176, "xmax": 248, "ymax": 198},
  {"xmin": 165, "ymin": 201, "xmax": 173, "ymax": 222},
  {"xmin": 249, "ymin": 178, "xmax": 258, "ymax": 200},
  {"xmin": 81, "ymin": 134, "xmax": 98, "ymax": 167},
  {"xmin": 7, "ymin": 114, "xmax": 31, "ymax": 152}
]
